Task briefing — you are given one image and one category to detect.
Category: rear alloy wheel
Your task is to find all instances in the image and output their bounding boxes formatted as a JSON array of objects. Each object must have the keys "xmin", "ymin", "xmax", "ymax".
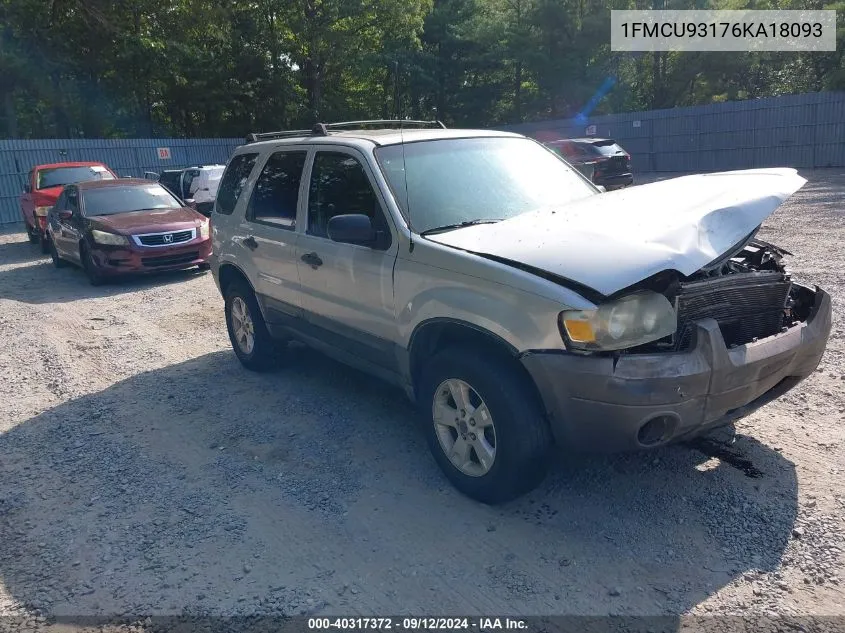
[
  {"xmin": 80, "ymin": 244, "xmax": 104, "ymax": 286},
  {"xmin": 224, "ymin": 280, "xmax": 277, "ymax": 371},
  {"xmin": 419, "ymin": 347, "xmax": 552, "ymax": 504},
  {"xmin": 49, "ymin": 238, "xmax": 66, "ymax": 268}
]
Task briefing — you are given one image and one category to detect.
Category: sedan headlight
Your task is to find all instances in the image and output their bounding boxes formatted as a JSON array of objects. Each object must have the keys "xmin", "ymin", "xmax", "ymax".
[
  {"xmin": 199, "ymin": 219, "xmax": 210, "ymax": 239},
  {"xmin": 34, "ymin": 206, "xmax": 52, "ymax": 217},
  {"xmin": 560, "ymin": 291, "xmax": 677, "ymax": 351},
  {"xmin": 91, "ymin": 229, "xmax": 129, "ymax": 246}
]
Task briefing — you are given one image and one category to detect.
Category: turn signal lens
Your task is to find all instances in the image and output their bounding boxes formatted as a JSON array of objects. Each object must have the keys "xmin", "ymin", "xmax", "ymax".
[{"xmin": 562, "ymin": 318, "xmax": 596, "ymax": 343}]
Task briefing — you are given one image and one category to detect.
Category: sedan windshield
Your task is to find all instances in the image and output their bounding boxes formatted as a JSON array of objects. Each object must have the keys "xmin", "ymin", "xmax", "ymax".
[
  {"xmin": 83, "ymin": 184, "xmax": 182, "ymax": 216},
  {"xmin": 37, "ymin": 166, "xmax": 114, "ymax": 189},
  {"xmin": 374, "ymin": 137, "xmax": 597, "ymax": 234}
]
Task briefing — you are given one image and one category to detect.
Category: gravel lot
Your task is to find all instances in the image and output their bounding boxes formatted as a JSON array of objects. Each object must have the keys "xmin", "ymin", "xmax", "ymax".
[{"xmin": 0, "ymin": 170, "xmax": 843, "ymax": 628}]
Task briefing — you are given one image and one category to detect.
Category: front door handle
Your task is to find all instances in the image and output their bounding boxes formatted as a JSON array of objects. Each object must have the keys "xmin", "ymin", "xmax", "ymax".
[
  {"xmin": 300, "ymin": 252, "xmax": 323, "ymax": 269},
  {"xmin": 243, "ymin": 236, "xmax": 258, "ymax": 250}
]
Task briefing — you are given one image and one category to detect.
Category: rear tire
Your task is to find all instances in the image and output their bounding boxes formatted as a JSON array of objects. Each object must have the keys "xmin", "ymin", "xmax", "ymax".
[
  {"xmin": 224, "ymin": 280, "xmax": 277, "ymax": 371},
  {"xmin": 80, "ymin": 244, "xmax": 104, "ymax": 286},
  {"xmin": 418, "ymin": 347, "xmax": 552, "ymax": 504},
  {"xmin": 49, "ymin": 238, "xmax": 66, "ymax": 268}
]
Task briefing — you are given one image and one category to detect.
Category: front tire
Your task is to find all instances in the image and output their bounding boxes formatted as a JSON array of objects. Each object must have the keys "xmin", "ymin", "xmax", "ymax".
[
  {"xmin": 80, "ymin": 244, "xmax": 104, "ymax": 286},
  {"xmin": 197, "ymin": 262, "xmax": 211, "ymax": 272},
  {"xmin": 224, "ymin": 280, "xmax": 277, "ymax": 371},
  {"xmin": 39, "ymin": 232, "xmax": 50, "ymax": 254},
  {"xmin": 419, "ymin": 347, "xmax": 552, "ymax": 504},
  {"xmin": 49, "ymin": 238, "xmax": 66, "ymax": 268}
]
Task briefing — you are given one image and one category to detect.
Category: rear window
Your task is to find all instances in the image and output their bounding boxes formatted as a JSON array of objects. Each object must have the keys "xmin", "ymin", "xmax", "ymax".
[
  {"xmin": 82, "ymin": 184, "xmax": 181, "ymax": 216},
  {"xmin": 216, "ymin": 153, "xmax": 259, "ymax": 215},
  {"xmin": 578, "ymin": 140, "xmax": 627, "ymax": 157},
  {"xmin": 37, "ymin": 165, "xmax": 114, "ymax": 189}
]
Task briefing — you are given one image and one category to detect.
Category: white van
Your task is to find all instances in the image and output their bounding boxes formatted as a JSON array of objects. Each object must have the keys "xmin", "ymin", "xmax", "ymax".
[{"xmin": 145, "ymin": 165, "xmax": 225, "ymax": 216}]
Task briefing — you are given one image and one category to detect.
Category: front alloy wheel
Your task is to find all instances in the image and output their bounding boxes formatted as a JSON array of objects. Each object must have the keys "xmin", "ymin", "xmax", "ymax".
[
  {"xmin": 432, "ymin": 379, "xmax": 497, "ymax": 477},
  {"xmin": 420, "ymin": 347, "xmax": 552, "ymax": 504}
]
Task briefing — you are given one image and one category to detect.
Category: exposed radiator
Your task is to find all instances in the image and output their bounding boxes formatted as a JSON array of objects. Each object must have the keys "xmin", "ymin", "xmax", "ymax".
[{"xmin": 673, "ymin": 272, "xmax": 791, "ymax": 351}]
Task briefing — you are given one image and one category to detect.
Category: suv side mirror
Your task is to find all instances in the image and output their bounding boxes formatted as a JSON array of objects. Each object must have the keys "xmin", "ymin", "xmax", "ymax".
[
  {"xmin": 327, "ymin": 214, "xmax": 376, "ymax": 246},
  {"xmin": 58, "ymin": 209, "xmax": 73, "ymax": 221}
]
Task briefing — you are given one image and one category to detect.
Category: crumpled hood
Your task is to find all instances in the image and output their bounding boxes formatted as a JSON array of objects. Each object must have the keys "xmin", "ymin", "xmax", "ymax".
[{"xmin": 426, "ymin": 168, "xmax": 806, "ymax": 298}]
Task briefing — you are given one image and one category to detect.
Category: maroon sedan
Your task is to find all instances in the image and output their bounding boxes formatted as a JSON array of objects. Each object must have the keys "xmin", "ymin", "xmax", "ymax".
[{"xmin": 46, "ymin": 179, "xmax": 212, "ymax": 285}]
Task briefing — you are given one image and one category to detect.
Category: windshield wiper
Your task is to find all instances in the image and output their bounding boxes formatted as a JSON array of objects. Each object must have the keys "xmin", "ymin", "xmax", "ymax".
[{"xmin": 420, "ymin": 219, "xmax": 502, "ymax": 236}]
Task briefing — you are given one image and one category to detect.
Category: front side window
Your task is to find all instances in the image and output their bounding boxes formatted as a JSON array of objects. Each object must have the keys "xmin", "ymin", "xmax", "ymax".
[
  {"xmin": 375, "ymin": 137, "xmax": 597, "ymax": 235},
  {"xmin": 307, "ymin": 152, "xmax": 384, "ymax": 238},
  {"xmin": 82, "ymin": 184, "xmax": 181, "ymax": 216},
  {"xmin": 247, "ymin": 151, "xmax": 307, "ymax": 229},
  {"xmin": 36, "ymin": 165, "xmax": 114, "ymax": 189},
  {"xmin": 216, "ymin": 153, "xmax": 258, "ymax": 216}
]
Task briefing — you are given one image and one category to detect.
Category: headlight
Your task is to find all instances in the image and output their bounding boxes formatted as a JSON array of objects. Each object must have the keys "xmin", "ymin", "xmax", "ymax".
[
  {"xmin": 199, "ymin": 220, "xmax": 210, "ymax": 239},
  {"xmin": 560, "ymin": 291, "xmax": 677, "ymax": 351},
  {"xmin": 35, "ymin": 206, "xmax": 52, "ymax": 217},
  {"xmin": 91, "ymin": 229, "xmax": 129, "ymax": 246}
]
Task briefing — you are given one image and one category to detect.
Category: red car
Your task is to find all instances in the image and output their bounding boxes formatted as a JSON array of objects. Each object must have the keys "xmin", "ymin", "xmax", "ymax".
[
  {"xmin": 46, "ymin": 179, "xmax": 212, "ymax": 285},
  {"xmin": 20, "ymin": 162, "xmax": 117, "ymax": 252}
]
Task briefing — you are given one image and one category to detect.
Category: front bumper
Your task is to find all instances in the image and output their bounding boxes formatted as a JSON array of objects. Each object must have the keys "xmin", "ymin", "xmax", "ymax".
[
  {"xmin": 90, "ymin": 238, "xmax": 212, "ymax": 275},
  {"xmin": 521, "ymin": 287, "xmax": 832, "ymax": 452}
]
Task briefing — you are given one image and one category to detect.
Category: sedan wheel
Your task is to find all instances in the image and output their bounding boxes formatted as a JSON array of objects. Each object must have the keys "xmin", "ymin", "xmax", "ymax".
[{"xmin": 49, "ymin": 238, "xmax": 66, "ymax": 268}]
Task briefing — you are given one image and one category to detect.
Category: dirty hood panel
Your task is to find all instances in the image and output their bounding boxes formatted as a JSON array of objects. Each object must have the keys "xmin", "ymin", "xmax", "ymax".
[{"xmin": 426, "ymin": 168, "xmax": 806, "ymax": 298}]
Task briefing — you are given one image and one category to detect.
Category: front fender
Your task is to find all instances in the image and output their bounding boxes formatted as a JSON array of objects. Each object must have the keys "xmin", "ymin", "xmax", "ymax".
[{"xmin": 395, "ymin": 263, "xmax": 573, "ymax": 353}]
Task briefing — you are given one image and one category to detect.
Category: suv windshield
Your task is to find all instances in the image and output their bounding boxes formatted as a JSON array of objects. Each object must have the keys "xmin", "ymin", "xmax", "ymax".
[
  {"xmin": 37, "ymin": 166, "xmax": 114, "ymax": 189},
  {"xmin": 83, "ymin": 184, "xmax": 182, "ymax": 216},
  {"xmin": 375, "ymin": 137, "xmax": 596, "ymax": 234}
]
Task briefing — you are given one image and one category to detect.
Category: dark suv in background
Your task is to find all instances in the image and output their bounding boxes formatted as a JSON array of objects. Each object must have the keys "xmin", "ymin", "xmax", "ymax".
[{"xmin": 546, "ymin": 138, "xmax": 633, "ymax": 190}]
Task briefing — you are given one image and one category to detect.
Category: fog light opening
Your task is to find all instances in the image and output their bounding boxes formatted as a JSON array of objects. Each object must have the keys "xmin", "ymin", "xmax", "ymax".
[{"xmin": 637, "ymin": 414, "xmax": 678, "ymax": 447}]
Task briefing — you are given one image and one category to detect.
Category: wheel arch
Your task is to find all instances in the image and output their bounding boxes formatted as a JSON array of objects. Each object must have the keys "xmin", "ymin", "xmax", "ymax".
[
  {"xmin": 407, "ymin": 319, "xmax": 543, "ymax": 411},
  {"xmin": 218, "ymin": 262, "xmax": 256, "ymax": 296}
]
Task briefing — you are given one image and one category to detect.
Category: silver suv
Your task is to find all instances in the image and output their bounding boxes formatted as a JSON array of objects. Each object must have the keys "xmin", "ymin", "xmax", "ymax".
[{"xmin": 210, "ymin": 120, "xmax": 831, "ymax": 503}]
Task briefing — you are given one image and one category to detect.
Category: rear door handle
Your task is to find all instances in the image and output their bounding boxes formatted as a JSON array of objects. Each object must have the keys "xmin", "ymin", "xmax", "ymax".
[
  {"xmin": 300, "ymin": 252, "xmax": 323, "ymax": 268},
  {"xmin": 243, "ymin": 236, "xmax": 258, "ymax": 250}
]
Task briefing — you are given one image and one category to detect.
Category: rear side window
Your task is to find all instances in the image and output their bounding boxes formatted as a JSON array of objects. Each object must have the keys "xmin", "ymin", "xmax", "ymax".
[
  {"xmin": 247, "ymin": 151, "xmax": 307, "ymax": 229},
  {"xmin": 216, "ymin": 153, "xmax": 258, "ymax": 216}
]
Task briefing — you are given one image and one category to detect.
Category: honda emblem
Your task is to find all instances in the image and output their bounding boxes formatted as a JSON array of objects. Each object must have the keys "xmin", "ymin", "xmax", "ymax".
[{"xmin": 163, "ymin": 233, "xmax": 174, "ymax": 243}]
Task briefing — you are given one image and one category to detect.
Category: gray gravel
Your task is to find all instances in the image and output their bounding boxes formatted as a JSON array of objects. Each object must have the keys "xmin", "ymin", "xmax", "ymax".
[{"xmin": 0, "ymin": 169, "xmax": 843, "ymax": 627}]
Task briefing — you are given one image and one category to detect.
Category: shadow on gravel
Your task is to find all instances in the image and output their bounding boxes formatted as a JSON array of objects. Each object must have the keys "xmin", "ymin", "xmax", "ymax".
[
  {"xmin": 0, "ymin": 240, "xmax": 209, "ymax": 304},
  {"xmin": 0, "ymin": 232, "xmax": 48, "ymax": 267},
  {"xmin": 0, "ymin": 346, "xmax": 799, "ymax": 620}
]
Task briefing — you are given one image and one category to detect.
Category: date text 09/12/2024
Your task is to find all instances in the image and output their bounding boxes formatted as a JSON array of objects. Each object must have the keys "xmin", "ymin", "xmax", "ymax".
[{"xmin": 308, "ymin": 618, "xmax": 528, "ymax": 631}]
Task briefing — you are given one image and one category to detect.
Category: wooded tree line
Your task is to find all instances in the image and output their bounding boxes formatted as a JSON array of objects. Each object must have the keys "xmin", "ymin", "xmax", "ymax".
[{"xmin": 1, "ymin": 0, "xmax": 843, "ymax": 139}]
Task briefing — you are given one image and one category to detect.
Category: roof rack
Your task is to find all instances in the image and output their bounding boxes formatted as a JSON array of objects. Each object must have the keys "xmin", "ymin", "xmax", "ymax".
[{"xmin": 244, "ymin": 119, "xmax": 446, "ymax": 144}]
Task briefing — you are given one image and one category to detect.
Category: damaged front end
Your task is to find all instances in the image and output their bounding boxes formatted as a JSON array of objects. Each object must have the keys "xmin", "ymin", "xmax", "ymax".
[{"xmin": 623, "ymin": 237, "xmax": 818, "ymax": 354}]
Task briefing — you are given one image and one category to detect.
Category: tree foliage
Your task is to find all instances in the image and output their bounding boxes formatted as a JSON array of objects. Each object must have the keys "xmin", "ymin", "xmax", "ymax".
[{"xmin": 0, "ymin": 0, "xmax": 842, "ymax": 137}]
